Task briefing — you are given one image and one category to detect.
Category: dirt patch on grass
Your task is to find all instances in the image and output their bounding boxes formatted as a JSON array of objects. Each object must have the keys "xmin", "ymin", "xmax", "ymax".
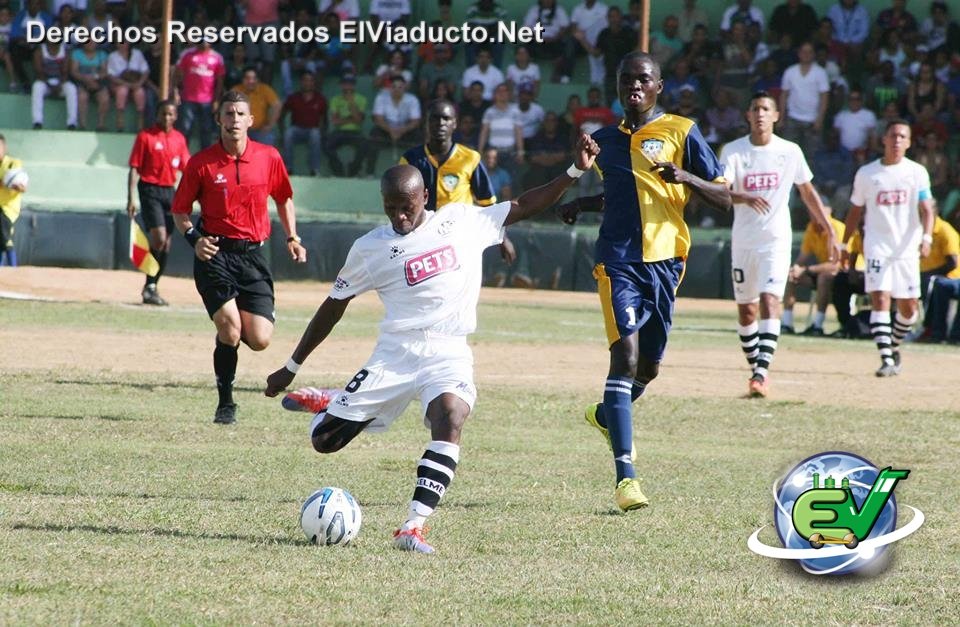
[{"xmin": 2, "ymin": 267, "xmax": 955, "ymax": 412}]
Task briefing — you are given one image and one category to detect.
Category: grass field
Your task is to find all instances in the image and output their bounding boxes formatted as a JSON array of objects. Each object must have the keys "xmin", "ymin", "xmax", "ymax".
[{"xmin": 1, "ymin": 269, "xmax": 958, "ymax": 624}]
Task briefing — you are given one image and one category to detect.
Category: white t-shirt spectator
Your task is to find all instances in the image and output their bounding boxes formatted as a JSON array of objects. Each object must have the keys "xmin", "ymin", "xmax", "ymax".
[
  {"xmin": 462, "ymin": 64, "xmax": 505, "ymax": 101},
  {"xmin": 515, "ymin": 103, "xmax": 545, "ymax": 139},
  {"xmin": 373, "ymin": 91, "xmax": 421, "ymax": 129},
  {"xmin": 506, "ymin": 63, "xmax": 541, "ymax": 91},
  {"xmin": 369, "ymin": 0, "xmax": 409, "ymax": 23},
  {"xmin": 833, "ymin": 108, "xmax": 877, "ymax": 152},
  {"xmin": 107, "ymin": 48, "xmax": 149, "ymax": 79},
  {"xmin": 318, "ymin": 0, "xmax": 360, "ymax": 20},
  {"xmin": 482, "ymin": 105, "xmax": 521, "ymax": 150},
  {"xmin": 570, "ymin": 1, "xmax": 608, "ymax": 45},
  {"xmin": 919, "ymin": 16, "xmax": 949, "ymax": 52},
  {"xmin": 781, "ymin": 63, "xmax": 830, "ymax": 123},
  {"xmin": 523, "ymin": 5, "xmax": 570, "ymax": 40}
]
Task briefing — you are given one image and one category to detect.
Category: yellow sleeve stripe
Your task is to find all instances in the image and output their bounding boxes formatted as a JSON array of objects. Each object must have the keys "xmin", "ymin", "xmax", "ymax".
[{"xmin": 476, "ymin": 198, "xmax": 496, "ymax": 206}]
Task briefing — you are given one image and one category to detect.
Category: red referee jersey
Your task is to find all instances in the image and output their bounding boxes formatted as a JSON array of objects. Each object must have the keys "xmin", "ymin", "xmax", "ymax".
[
  {"xmin": 172, "ymin": 140, "xmax": 293, "ymax": 242},
  {"xmin": 128, "ymin": 126, "xmax": 191, "ymax": 187}
]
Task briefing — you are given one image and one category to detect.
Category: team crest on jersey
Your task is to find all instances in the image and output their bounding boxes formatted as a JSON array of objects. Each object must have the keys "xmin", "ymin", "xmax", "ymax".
[
  {"xmin": 441, "ymin": 173, "xmax": 460, "ymax": 192},
  {"xmin": 640, "ymin": 138, "xmax": 665, "ymax": 161},
  {"xmin": 405, "ymin": 245, "xmax": 458, "ymax": 285},
  {"xmin": 214, "ymin": 173, "xmax": 227, "ymax": 184},
  {"xmin": 154, "ymin": 141, "xmax": 164, "ymax": 150},
  {"xmin": 389, "ymin": 245, "xmax": 405, "ymax": 259},
  {"xmin": 437, "ymin": 220, "xmax": 455, "ymax": 236}
]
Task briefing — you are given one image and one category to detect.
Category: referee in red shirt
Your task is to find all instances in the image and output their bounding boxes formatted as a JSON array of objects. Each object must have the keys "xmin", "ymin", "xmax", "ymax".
[
  {"xmin": 173, "ymin": 90, "xmax": 307, "ymax": 425},
  {"xmin": 127, "ymin": 100, "xmax": 191, "ymax": 305}
]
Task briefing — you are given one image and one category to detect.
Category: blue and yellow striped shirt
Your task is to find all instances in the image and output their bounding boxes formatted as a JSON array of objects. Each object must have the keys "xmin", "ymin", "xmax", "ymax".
[
  {"xmin": 592, "ymin": 113, "xmax": 724, "ymax": 263},
  {"xmin": 400, "ymin": 143, "xmax": 496, "ymax": 211}
]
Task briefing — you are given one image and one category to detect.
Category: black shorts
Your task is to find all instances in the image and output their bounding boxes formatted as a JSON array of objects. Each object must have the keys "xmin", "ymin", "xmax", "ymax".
[
  {"xmin": 138, "ymin": 181, "xmax": 175, "ymax": 232},
  {"xmin": 193, "ymin": 244, "xmax": 275, "ymax": 321},
  {"xmin": 0, "ymin": 211, "xmax": 14, "ymax": 250}
]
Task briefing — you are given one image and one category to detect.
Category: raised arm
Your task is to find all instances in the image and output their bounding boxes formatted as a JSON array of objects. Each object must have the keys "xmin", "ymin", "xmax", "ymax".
[
  {"xmin": 264, "ymin": 296, "xmax": 353, "ymax": 397},
  {"xmin": 504, "ymin": 132, "xmax": 599, "ymax": 226}
]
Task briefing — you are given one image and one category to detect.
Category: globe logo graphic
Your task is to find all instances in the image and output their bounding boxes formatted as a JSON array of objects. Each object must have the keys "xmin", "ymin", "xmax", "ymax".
[{"xmin": 774, "ymin": 451, "xmax": 898, "ymax": 575}]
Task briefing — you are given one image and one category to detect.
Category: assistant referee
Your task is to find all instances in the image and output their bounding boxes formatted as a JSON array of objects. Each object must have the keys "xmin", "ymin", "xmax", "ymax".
[
  {"xmin": 172, "ymin": 90, "xmax": 307, "ymax": 425},
  {"xmin": 127, "ymin": 100, "xmax": 190, "ymax": 306}
]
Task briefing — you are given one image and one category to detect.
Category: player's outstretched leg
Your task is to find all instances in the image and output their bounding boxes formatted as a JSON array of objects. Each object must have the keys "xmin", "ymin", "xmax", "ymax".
[
  {"xmin": 393, "ymin": 440, "xmax": 459, "ymax": 554},
  {"xmin": 870, "ymin": 311, "xmax": 897, "ymax": 376},
  {"xmin": 584, "ymin": 380, "xmax": 643, "ymax": 462}
]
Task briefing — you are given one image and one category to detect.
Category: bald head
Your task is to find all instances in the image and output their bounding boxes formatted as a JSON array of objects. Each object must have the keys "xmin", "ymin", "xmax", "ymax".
[
  {"xmin": 381, "ymin": 165, "xmax": 430, "ymax": 235},
  {"xmin": 381, "ymin": 165, "xmax": 425, "ymax": 196}
]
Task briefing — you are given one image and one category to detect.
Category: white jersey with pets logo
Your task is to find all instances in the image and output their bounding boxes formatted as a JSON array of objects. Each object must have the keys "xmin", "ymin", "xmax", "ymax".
[
  {"xmin": 721, "ymin": 134, "xmax": 813, "ymax": 252},
  {"xmin": 330, "ymin": 201, "xmax": 510, "ymax": 336},
  {"xmin": 850, "ymin": 158, "xmax": 931, "ymax": 260}
]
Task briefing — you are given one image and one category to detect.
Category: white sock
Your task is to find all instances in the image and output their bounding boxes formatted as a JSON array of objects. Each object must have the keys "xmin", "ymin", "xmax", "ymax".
[
  {"xmin": 782, "ymin": 310, "xmax": 794, "ymax": 327},
  {"xmin": 754, "ymin": 319, "xmax": 781, "ymax": 379},
  {"xmin": 813, "ymin": 311, "xmax": 826, "ymax": 328}
]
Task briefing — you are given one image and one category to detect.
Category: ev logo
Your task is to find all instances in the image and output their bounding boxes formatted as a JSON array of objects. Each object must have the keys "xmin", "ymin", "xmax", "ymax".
[{"xmin": 747, "ymin": 451, "xmax": 924, "ymax": 575}]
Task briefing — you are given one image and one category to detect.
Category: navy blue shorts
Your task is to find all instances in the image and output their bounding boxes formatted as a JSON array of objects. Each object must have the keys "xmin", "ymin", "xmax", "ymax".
[{"xmin": 593, "ymin": 258, "xmax": 685, "ymax": 362}]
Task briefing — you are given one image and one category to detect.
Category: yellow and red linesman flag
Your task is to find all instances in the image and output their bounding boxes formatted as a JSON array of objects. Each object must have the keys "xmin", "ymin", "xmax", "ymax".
[{"xmin": 129, "ymin": 219, "xmax": 160, "ymax": 276}]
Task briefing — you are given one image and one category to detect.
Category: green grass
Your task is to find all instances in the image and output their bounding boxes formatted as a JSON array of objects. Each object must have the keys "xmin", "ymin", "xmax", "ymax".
[{"xmin": 1, "ymin": 298, "xmax": 958, "ymax": 623}]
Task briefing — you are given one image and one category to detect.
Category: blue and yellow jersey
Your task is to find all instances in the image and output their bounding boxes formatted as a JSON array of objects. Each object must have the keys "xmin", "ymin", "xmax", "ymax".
[
  {"xmin": 400, "ymin": 143, "xmax": 496, "ymax": 211},
  {"xmin": 0, "ymin": 155, "xmax": 25, "ymax": 221},
  {"xmin": 592, "ymin": 113, "xmax": 724, "ymax": 263}
]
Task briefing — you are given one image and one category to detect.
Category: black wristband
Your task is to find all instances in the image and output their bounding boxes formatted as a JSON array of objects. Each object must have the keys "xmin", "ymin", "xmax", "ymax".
[{"xmin": 184, "ymin": 227, "xmax": 201, "ymax": 247}]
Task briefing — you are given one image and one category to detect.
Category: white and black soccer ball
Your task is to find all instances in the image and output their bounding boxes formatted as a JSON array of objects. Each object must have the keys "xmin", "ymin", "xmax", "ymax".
[
  {"xmin": 2, "ymin": 168, "xmax": 28, "ymax": 189},
  {"xmin": 300, "ymin": 487, "xmax": 362, "ymax": 546}
]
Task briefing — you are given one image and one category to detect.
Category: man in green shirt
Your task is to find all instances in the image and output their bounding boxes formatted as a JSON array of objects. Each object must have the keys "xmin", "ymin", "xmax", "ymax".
[{"xmin": 324, "ymin": 74, "xmax": 368, "ymax": 176}]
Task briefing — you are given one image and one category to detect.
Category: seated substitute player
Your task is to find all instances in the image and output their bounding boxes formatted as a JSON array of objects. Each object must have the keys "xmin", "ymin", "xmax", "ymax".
[
  {"xmin": 842, "ymin": 120, "xmax": 935, "ymax": 377},
  {"xmin": 264, "ymin": 136, "xmax": 601, "ymax": 554},
  {"xmin": 556, "ymin": 52, "xmax": 731, "ymax": 511},
  {"xmin": 280, "ymin": 99, "xmax": 516, "ymax": 413},
  {"xmin": 172, "ymin": 91, "xmax": 307, "ymax": 424},
  {"xmin": 781, "ymin": 206, "xmax": 845, "ymax": 336},
  {"xmin": 720, "ymin": 91, "xmax": 839, "ymax": 398}
]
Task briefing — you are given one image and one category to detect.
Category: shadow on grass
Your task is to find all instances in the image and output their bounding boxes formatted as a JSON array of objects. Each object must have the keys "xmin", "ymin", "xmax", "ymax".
[
  {"xmin": 11, "ymin": 522, "xmax": 305, "ymax": 547},
  {"xmin": 0, "ymin": 484, "xmax": 296, "ymax": 505},
  {"xmin": 53, "ymin": 378, "xmax": 264, "ymax": 393},
  {"xmin": 4, "ymin": 413, "xmax": 139, "ymax": 421}
]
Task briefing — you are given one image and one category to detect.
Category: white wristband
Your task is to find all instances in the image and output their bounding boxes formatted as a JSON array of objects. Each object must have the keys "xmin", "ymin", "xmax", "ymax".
[
  {"xmin": 922, "ymin": 233, "xmax": 933, "ymax": 244},
  {"xmin": 566, "ymin": 163, "xmax": 586, "ymax": 179},
  {"xmin": 285, "ymin": 358, "xmax": 301, "ymax": 373}
]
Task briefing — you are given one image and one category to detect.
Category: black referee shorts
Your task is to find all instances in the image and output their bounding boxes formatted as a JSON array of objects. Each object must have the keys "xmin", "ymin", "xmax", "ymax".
[
  {"xmin": 194, "ymin": 244, "xmax": 275, "ymax": 321},
  {"xmin": 137, "ymin": 181, "xmax": 175, "ymax": 232}
]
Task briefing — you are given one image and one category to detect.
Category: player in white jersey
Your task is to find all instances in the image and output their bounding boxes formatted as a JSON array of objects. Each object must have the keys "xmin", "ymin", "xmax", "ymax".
[
  {"xmin": 843, "ymin": 120, "xmax": 935, "ymax": 377},
  {"xmin": 264, "ymin": 136, "xmax": 600, "ymax": 554},
  {"xmin": 719, "ymin": 91, "xmax": 838, "ymax": 398}
]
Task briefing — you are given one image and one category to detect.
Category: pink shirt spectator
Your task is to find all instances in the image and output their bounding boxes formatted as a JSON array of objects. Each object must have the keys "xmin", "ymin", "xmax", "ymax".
[
  {"xmin": 176, "ymin": 47, "xmax": 225, "ymax": 104},
  {"xmin": 245, "ymin": 0, "xmax": 280, "ymax": 25}
]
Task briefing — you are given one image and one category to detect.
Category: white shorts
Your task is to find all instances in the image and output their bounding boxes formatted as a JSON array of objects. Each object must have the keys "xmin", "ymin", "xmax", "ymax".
[
  {"xmin": 864, "ymin": 256, "xmax": 921, "ymax": 299},
  {"xmin": 326, "ymin": 331, "xmax": 477, "ymax": 433},
  {"xmin": 731, "ymin": 247, "xmax": 791, "ymax": 304}
]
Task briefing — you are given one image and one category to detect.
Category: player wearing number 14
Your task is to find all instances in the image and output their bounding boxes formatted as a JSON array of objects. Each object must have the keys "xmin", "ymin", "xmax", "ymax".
[{"xmin": 843, "ymin": 121, "xmax": 936, "ymax": 377}]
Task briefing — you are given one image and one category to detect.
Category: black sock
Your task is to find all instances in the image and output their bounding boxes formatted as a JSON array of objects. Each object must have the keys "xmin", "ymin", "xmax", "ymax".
[
  {"xmin": 145, "ymin": 248, "xmax": 167, "ymax": 287},
  {"xmin": 214, "ymin": 338, "xmax": 238, "ymax": 407}
]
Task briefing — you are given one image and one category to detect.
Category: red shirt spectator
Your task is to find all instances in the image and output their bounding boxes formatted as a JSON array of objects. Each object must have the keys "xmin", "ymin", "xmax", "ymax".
[
  {"xmin": 172, "ymin": 140, "xmax": 292, "ymax": 242},
  {"xmin": 129, "ymin": 125, "xmax": 191, "ymax": 187},
  {"xmin": 282, "ymin": 91, "xmax": 328, "ymax": 129},
  {"xmin": 175, "ymin": 45, "xmax": 225, "ymax": 105},
  {"xmin": 574, "ymin": 88, "xmax": 617, "ymax": 137}
]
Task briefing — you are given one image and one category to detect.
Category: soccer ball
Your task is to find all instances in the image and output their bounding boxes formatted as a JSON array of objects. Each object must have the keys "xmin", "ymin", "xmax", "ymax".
[
  {"xmin": 2, "ymin": 168, "xmax": 28, "ymax": 189},
  {"xmin": 300, "ymin": 487, "xmax": 362, "ymax": 546}
]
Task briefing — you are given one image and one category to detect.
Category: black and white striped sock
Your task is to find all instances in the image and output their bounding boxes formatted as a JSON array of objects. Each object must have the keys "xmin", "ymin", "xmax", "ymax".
[
  {"xmin": 738, "ymin": 321, "xmax": 760, "ymax": 371},
  {"xmin": 754, "ymin": 319, "xmax": 780, "ymax": 380},
  {"xmin": 891, "ymin": 311, "xmax": 917, "ymax": 350},
  {"xmin": 404, "ymin": 440, "xmax": 460, "ymax": 530},
  {"xmin": 870, "ymin": 310, "xmax": 894, "ymax": 365}
]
